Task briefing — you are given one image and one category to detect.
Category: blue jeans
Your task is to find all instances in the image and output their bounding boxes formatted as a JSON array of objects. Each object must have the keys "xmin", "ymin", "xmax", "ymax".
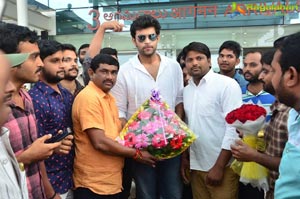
[{"xmin": 133, "ymin": 155, "xmax": 183, "ymax": 199}]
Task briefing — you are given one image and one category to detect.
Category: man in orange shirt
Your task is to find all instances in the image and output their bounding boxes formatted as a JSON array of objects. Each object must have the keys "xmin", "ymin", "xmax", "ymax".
[{"xmin": 72, "ymin": 54, "xmax": 156, "ymax": 199}]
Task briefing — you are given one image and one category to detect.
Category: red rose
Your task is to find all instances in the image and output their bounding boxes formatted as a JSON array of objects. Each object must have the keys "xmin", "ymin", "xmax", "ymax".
[{"xmin": 225, "ymin": 104, "xmax": 266, "ymax": 124}]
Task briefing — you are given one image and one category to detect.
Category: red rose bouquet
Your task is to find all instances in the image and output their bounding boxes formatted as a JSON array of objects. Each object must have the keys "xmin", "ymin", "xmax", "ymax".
[
  {"xmin": 117, "ymin": 90, "xmax": 196, "ymax": 159},
  {"xmin": 225, "ymin": 104, "xmax": 269, "ymax": 192}
]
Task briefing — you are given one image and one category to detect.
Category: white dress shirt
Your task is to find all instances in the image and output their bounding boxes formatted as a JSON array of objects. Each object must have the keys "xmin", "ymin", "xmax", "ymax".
[
  {"xmin": 184, "ymin": 69, "xmax": 242, "ymax": 171},
  {"xmin": 111, "ymin": 53, "xmax": 183, "ymax": 119},
  {"xmin": 0, "ymin": 127, "xmax": 28, "ymax": 199}
]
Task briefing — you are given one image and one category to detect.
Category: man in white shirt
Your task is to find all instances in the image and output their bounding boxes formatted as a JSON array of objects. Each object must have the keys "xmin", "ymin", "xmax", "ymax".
[
  {"xmin": 181, "ymin": 42, "xmax": 242, "ymax": 199},
  {"xmin": 111, "ymin": 14, "xmax": 184, "ymax": 199}
]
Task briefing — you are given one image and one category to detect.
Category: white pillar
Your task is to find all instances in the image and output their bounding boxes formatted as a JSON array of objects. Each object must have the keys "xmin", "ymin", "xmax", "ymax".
[{"xmin": 17, "ymin": 0, "xmax": 28, "ymax": 26}]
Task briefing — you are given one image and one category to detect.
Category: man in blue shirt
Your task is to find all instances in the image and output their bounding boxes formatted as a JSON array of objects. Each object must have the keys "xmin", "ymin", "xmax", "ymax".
[
  {"xmin": 29, "ymin": 40, "xmax": 74, "ymax": 199},
  {"xmin": 272, "ymin": 32, "xmax": 300, "ymax": 198},
  {"xmin": 241, "ymin": 51, "xmax": 275, "ymax": 122},
  {"xmin": 218, "ymin": 40, "xmax": 248, "ymax": 88}
]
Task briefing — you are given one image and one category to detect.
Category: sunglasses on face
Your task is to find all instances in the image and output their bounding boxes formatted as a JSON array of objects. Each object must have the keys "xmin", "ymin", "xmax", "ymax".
[{"xmin": 136, "ymin": 34, "xmax": 158, "ymax": 42}]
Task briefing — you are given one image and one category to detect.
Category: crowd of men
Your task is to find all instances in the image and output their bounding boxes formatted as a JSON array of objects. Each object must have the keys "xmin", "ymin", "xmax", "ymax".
[{"xmin": 0, "ymin": 13, "xmax": 300, "ymax": 199}]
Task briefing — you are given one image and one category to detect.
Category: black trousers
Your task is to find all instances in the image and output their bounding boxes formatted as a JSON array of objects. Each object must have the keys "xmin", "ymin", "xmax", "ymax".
[
  {"xmin": 74, "ymin": 187, "xmax": 121, "ymax": 199},
  {"xmin": 238, "ymin": 183, "xmax": 264, "ymax": 199}
]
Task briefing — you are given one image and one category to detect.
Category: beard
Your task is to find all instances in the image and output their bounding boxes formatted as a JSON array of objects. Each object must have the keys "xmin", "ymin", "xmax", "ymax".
[
  {"xmin": 64, "ymin": 74, "xmax": 77, "ymax": 81},
  {"xmin": 276, "ymin": 79, "xmax": 297, "ymax": 108},
  {"xmin": 64, "ymin": 68, "xmax": 78, "ymax": 81},
  {"xmin": 138, "ymin": 45, "xmax": 157, "ymax": 57},
  {"xmin": 244, "ymin": 72, "xmax": 261, "ymax": 83},
  {"xmin": 263, "ymin": 83, "xmax": 275, "ymax": 95},
  {"xmin": 42, "ymin": 68, "xmax": 65, "ymax": 84}
]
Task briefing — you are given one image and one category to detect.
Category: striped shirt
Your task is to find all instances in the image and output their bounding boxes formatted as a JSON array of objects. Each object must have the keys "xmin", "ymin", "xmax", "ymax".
[
  {"xmin": 4, "ymin": 89, "xmax": 45, "ymax": 199},
  {"xmin": 241, "ymin": 85, "xmax": 275, "ymax": 122}
]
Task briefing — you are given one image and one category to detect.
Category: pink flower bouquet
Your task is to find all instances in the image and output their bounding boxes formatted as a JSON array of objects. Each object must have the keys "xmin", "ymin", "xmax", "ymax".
[
  {"xmin": 226, "ymin": 104, "xmax": 269, "ymax": 192},
  {"xmin": 117, "ymin": 90, "xmax": 196, "ymax": 159}
]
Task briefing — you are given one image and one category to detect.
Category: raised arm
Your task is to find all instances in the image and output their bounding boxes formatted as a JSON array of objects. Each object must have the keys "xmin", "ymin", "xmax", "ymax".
[{"xmin": 88, "ymin": 21, "xmax": 123, "ymax": 58}]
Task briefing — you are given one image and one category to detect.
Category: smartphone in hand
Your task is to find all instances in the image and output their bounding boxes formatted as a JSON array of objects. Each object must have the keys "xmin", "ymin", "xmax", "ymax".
[{"xmin": 45, "ymin": 127, "xmax": 72, "ymax": 143}]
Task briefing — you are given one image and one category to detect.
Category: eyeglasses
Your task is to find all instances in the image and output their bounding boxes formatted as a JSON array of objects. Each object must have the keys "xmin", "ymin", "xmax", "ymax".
[
  {"xmin": 136, "ymin": 34, "xmax": 158, "ymax": 42},
  {"xmin": 63, "ymin": 57, "xmax": 78, "ymax": 63}
]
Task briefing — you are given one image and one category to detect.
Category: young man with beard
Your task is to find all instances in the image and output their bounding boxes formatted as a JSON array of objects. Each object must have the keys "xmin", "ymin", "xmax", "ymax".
[
  {"xmin": 0, "ymin": 52, "xmax": 29, "ymax": 199},
  {"xmin": 272, "ymin": 32, "xmax": 300, "ymax": 198},
  {"xmin": 111, "ymin": 14, "xmax": 184, "ymax": 199},
  {"xmin": 231, "ymin": 49, "xmax": 289, "ymax": 199},
  {"xmin": 239, "ymin": 51, "xmax": 276, "ymax": 199},
  {"xmin": 242, "ymin": 51, "xmax": 276, "ymax": 120},
  {"xmin": 218, "ymin": 40, "xmax": 248, "ymax": 88},
  {"xmin": 181, "ymin": 42, "xmax": 242, "ymax": 199},
  {"xmin": 60, "ymin": 44, "xmax": 84, "ymax": 96},
  {"xmin": 0, "ymin": 23, "xmax": 64, "ymax": 199},
  {"xmin": 29, "ymin": 40, "xmax": 74, "ymax": 199}
]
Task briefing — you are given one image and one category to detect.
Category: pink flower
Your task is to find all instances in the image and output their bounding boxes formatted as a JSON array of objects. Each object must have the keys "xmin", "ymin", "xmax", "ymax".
[
  {"xmin": 164, "ymin": 110, "xmax": 174, "ymax": 119},
  {"xmin": 135, "ymin": 134, "xmax": 149, "ymax": 149},
  {"xmin": 138, "ymin": 111, "xmax": 152, "ymax": 120},
  {"xmin": 142, "ymin": 121, "xmax": 160, "ymax": 134},
  {"xmin": 177, "ymin": 129, "xmax": 186, "ymax": 137},
  {"xmin": 152, "ymin": 134, "xmax": 168, "ymax": 149},
  {"xmin": 124, "ymin": 132, "xmax": 136, "ymax": 147},
  {"xmin": 165, "ymin": 124, "xmax": 176, "ymax": 135},
  {"xmin": 153, "ymin": 115, "xmax": 165, "ymax": 128},
  {"xmin": 128, "ymin": 121, "xmax": 140, "ymax": 131}
]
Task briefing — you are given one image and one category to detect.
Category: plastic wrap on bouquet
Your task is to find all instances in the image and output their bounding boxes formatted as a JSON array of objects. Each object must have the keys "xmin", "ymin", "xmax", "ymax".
[
  {"xmin": 231, "ymin": 134, "xmax": 269, "ymax": 192},
  {"xmin": 226, "ymin": 104, "xmax": 269, "ymax": 192},
  {"xmin": 117, "ymin": 90, "xmax": 196, "ymax": 159}
]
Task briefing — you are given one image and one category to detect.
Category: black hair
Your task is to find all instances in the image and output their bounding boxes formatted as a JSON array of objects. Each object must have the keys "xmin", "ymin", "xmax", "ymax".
[
  {"xmin": 100, "ymin": 47, "xmax": 118, "ymax": 58},
  {"xmin": 38, "ymin": 40, "xmax": 63, "ymax": 61},
  {"xmin": 218, "ymin": 40, "xmax": 241, "ymax": 58},
  {"xmin": 182, "ymin": 42, "xmax": 211, "ymax": 61},
  {"xmin": 77, "ymin": 43, "xmax": 89, "ymax": 55},
  {"xmin": 261, "ymin": 49, "xmax": 276, "ymax": 65},
  {"xmin": 62, "ymin": 43, "xmax": 77, "ymax": 54},
  {"xmin": 0, "ymin": 22, "xmax": 38, "ymax": 53},
  {"xmin": 273, "ymin": 35, "xmax": 289, "ymax": 49},
  {"xmin": 244, "ymin": 50, "xmax": 263, "ymax": 64},
  {"xmin": 130, "ymin": 15, "xmax": 161, "ymax": 39},
  {"xmin": 276, "ymin": 32, "xmax": 300, "ymax": 73},
  {"xmin": 176, "ymin": 50, "xmax": 185, "ymax": 69},
  {"xmin": 6, "ymin": 23, "xmax": 38, "ymax": 44},
  {"xmin": 90, "ymin": 53, "xmax": 119, "ymax": 72},
  {"xmin": 177, "ymin": 50, "xmax": 184, "ymax": 64},
  {"xmin": 0, "ymin": 24, "xmax": 18, "ymax": 53}
]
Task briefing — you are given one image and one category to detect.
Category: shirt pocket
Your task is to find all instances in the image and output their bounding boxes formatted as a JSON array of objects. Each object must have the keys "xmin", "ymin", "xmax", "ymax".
[{"xmin": 197, "ymin": 97, "xmax": 218, "ymax": 117}]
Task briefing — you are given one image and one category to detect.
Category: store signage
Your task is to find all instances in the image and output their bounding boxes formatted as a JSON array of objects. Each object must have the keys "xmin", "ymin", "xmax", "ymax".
[
  {"xmin": 226, "ymin": 1, "xmax": 299, "ymax": 18},
  {"xmin": 87, "ymin": 0, "xmax": 300, "ymax": 30}
]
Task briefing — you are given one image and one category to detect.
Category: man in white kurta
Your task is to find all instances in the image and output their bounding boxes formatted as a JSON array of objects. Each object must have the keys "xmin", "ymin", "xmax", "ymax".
[{"xmin": 182, "ymin": 42, "xmax": 242, "ymax": 199}]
